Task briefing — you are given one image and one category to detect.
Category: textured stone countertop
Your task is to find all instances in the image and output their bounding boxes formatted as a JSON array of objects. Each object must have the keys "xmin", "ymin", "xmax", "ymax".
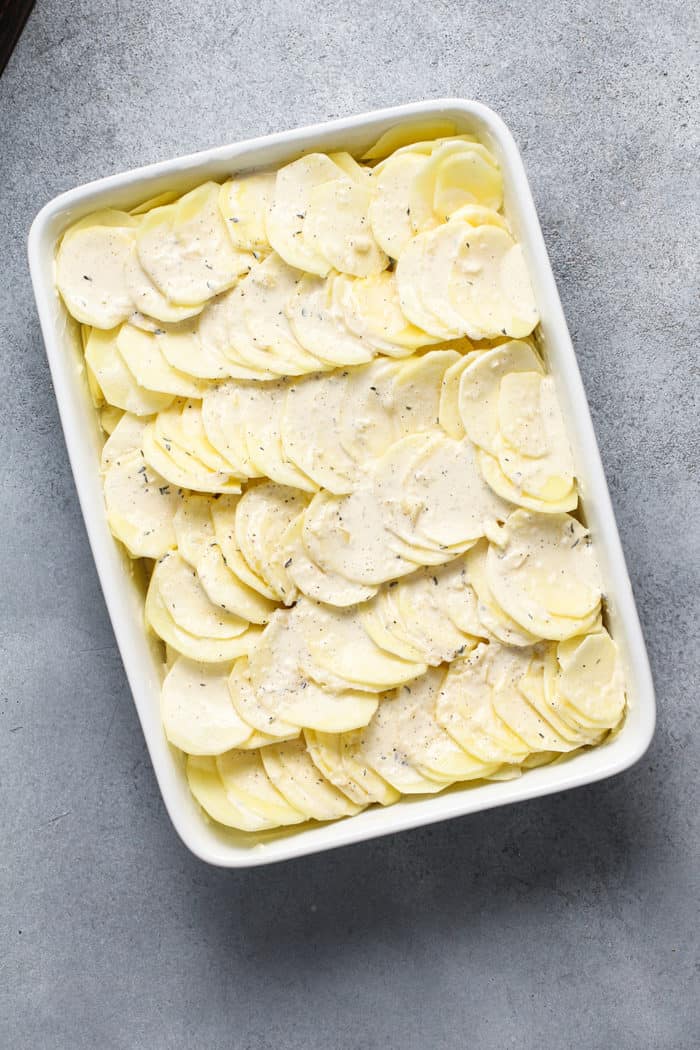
[{"xmin": 1, "ymin": 2, "xmax": 697, "ymax": 1047}]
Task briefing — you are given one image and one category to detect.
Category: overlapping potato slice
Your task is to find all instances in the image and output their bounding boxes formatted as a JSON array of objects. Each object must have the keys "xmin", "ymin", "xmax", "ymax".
[
  {"xmin": 448, "ymin": 225, "xmax": 539, "ymax": 339},
  {"xmin": 435, "ymin": 642, "xmax": 532, "ymax": 764},
  {"xmin": 234, "ymin": 381, "xmax": 317, "ymax": 490},
  {"xmin": 391, "ymin": 348, "xmax": 461, "ymax": 436},
  {"xmin": 266, "ymin": 153, "xmax": 344, "ymax": 274},
  {"xmin": 410, "ymin": 140, "xmax": 503, "ymax": 230},
  {"xmin": 336, "ymin": 357, "xmax": 401, "ymax": 465},
  {"xmin": 209, "ymin": 496, "xmax": 277, "ymax": 600},
  {"xmin": 390, "ymin": 668, "xmax": 501, "ymax": 783},
  {"xmin": 458, "ymin": 340, "xmax": 544, "ymax": 453},
  {"xmin": 361, "ymin": 120, "xmax": 457, "ymax": 161},
  {"xmin": 248, "ymin": 608, "xmax": 378, "ymax": 732},
  {"xmin": 173, "ymin": 492, "xmax": 215, "ymax": 565},
  {"xmin": 137, "ymin": 182, "xmax": 253, "ymax": 305},
  {"xmin": 201, "ymin": 381, "xmax": 265, "ymax": 477},
  {"xmin": 304, "ymin": 177, "xmax": 388, "ymax": 277},
  {"xmin": 150, "ymin": 551, "xmax": 250, "ymax": 639},
  {"xmin": 145, "ymin": 573, "xmax": 262, "ymax": 663},
  {"xmin": 465, "ymin": 541, "xmax": 540, "ymax": 646},
  {"xmin": 100, "ymin": 405, "xmax": 123, "ymax": 435},
  {"xmin": 196, "ymin": 543, "xmax": 276, "ymax": 624},
  {"xmin": 227, "ymin": 657, "xmax": 300, "ymax": 740},
  {"xmin": 123, "ymin": 245, "xmax": 204, "ymax": 325},
  {"xmin": 234, "ymin": 482, "xmax": 310, "ymax": 602},
  {"xmin": 304, "ymin": 728, "xmax": 399, "ymax": 806},
  {"xmin": 396, "ymin": 234, "xmax": 462, "ymax": 340},
  {"xmin": 102, "ymin": 449, "xmax": 179, "ymax": 559},
  {"xmin": 155, "ymin": 316, "xmax": 247, "ymax": 381},
  {"xmin": 336, "ymin": 270, "xmax": 438, "ymax": 355},
  {"xmin": 56, "ymin": 211, "xmax": 137, "ymax": 329},
  {"xmin": 351, "ymin": 694, "xmax": 445, "ymax": 795},
  {"xmin": 286, "ymin": 273, "xmax": 374, "ymax": 366},
  {"xmin": 485, "ymin": 511, "xmax": 602, "ymax": 640},
  {"xmin": 161, "ymin": 656, "xmax": 253, "ymax": 754},
  {"xmin": 385, "ymin": 563, "xmax": 480, "ymax": 664},
  {"xmin": 554, "ymin": 629, "xmax": 626, "ymax": 729},
  {"xmin": 281, "ymin": 373, "xmax": 360, "ymax": 494},
  {"xmin": 368, "ymin": 151, "xmax": 427, "ymax": 258},
  {"xmin": 85, "ymin": 328, "xmax": 174, "ymax": 415},
  {"xmin": 260, "ymin": 737, "xmax": 364, "ymax": 820},
  {"xmin": 281, "ymin": 516, "xmax": 378, "ymax": 607},
  {"xmin": 438, "ymin": 351, "xmax": 483, "ymax": 438},
  {"xmin": 100, "ymin": 411, "xmax": 147, "ymax": 468},
  {"xmin": 476, "ymin": 449, "xmax": 578, "ymax": 514},
  {"xmin": 215, "ymin": 749, "xmax": 306, "ymax": 829},
  {"xmin": 195, "ymin": 285, "xmax": 283, "ymax": 378},
  {"xmin": 519, "ymin": 653, "xmax": 600, "ymax": 746},
  {"xmin": 218, "ymin": 171, "xmax": 275, "ymax": 253},
  {"xmin": 115, "ymin": 324, "xmax": 206, "ymax": 398}
]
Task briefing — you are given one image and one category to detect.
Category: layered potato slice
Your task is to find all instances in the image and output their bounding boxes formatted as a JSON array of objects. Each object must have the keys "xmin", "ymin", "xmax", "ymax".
[
  {"xmin": 233, "ymin": 482, "xmax": 310, "ymax": 603},
  {"xmin": 123, "ymin": 244, "xmax": 204, "ymax": 325},
  {"xmin": 115, "ymin": 324, "xmax": 207, "ymax": 398},
  {"xmin": 266, "ymin": 153, "xmax": 346, "ymax": 274},
  {"xmin": 260, "ymin": 737, "xmax": 365, "ymax": 820},
  {"xmin": 465, "ymin": 541, "xmax": 540, "ymax": 647},
  {"xmin": 161, "ymin": 656, "xmax": 254, "ymax": 754},
  {"xmin": 336, "ymin": 270, "xmax": 439, "ymax": 355},
  {"xmin": 190, "ymin": 750, "xmax": 306, "ymax": 831},
  {"xmin": 485, "ymin": 511, "xmax": 602, "ymax": 640},
  {"xmin": 281, "ymin": 516, "xmax": 378, "ymax": 608},
  {"xmin": 218, "ymin": 171, "xmax": 276, "ymax": 253},
  {"xmin": 209, "ymin": 495, "xmax": 278, "ymax": 600},
  {"xmin": 102, "ymin": 448, "xmax": 179, "ymax": 559},
  {"xmin": 304, "ymin": 177, "xmax": 388, "ymax": 277},
  {"xmin": 286, "ymin": 273, "xmax": 375, "ymax": 366},
  {"xmin": 228, "ymin": 656, "xmax": 300, "ymax": 741},
  {"xmin": 304, "ymin": 728, "xmax": 400, "ymax": 806},
  {"xmin": 137, "ymin": 182, "xmax": 253, "ymax": 306},
  {"xmin": 56, "ymin": 210, "xmax": 138, "ymax": 329},
  {"xmin": 85, "ymin": 327, "xmax": 174, "ymax": 416}
]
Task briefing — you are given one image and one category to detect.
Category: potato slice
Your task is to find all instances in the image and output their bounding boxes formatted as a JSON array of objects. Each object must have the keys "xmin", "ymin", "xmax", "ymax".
[
  {"xmin": 435, "ymin": 643, "xmax": 532, "ymax": 764},
  {"xmin": 353, "ymin": 696, "xmax": 445, "ymax": 795},
  {"xmin": 85, "ymin": 328, "xmax": 174, "ymax": 415},
  {"xmin": 433, "ymin": 143, "xmax": 503, "ymax": 218},
  {"xmin": 116, "ymin": 324, "xmax": 206, "ymax": 398},
  {"xmin": 218, "ymin": 171, "xmax": 275, "ymax": 252},
  {"xmin": 142, "ymin": 424, "xmax": 241, "ymax": 494},
  {"xmin": 242, "ymin": 255, "xmax": 328, "ymax": 372},
  {"xmin": 187, "ymin": 755, "xmax": 264, "ymax": 831},
  {"xmin": 260, "ymin": 738, "xmax": 364, "ymax": 821},
  {"xmin": 196, "ymin": 543, "xmax": 276, "ymax": 624},
  {"xmin": 281, "ymin": 373, "xmax": 360, "ymax": 494},
  {"xmin": 193, "ymin": 285, "xmax": 282, "ymax": 377},
  {"xmin": 362, "ymin": 120, "xmax": 457, "ymax": 161},
  {"xmin": 282, "ymin": 516, "xmax": 378, "ymax": 607},
  {"xmin": 438, "ymin": 352, "xmax": 483, "ymax": 438},
  {"xmin": 337, "ymin": 270, "xmax": 438, "ymax": 355},
  {"xmin": 297, "ymin": 599, "xmax": 426, "ymax": 692},
  {"xmin": 490, "ymin": 682, "xmax": 578, "ymax": 754},
  {"xmin": 448, "ymin": 203, "xmax": 510, "ymax": 231},
  {"xmin": 173, "ymin": 493, "xmax": 215, "ymax": 565},
  {"xmin": 393, "ymin": 668, "xmax": 500, "ymax": 783},
  {"xmin": 156, "ymin": 317, "xmax": 247, "ymax": 381},
  {"xmin": 556, "ymin": 630, "xmax": 626, "ymax": 728},
  {"xmin": 476, "ymin": 448, "xmax": 578, "ymax": 514},
  {"xmin": 137, "ymin": 182, "xmax": 253, "ymax": 305},
  {"xmin": 465, "ymin": 541, "xmax": 540, "ymax": 647},
  {"xmin": 236, "ymin": 381, "xmax": 317, "ymax": 491},
  {"xmin": 448, "ymin": 225, "xmax": 539, "ymax": 339},
  {"xmin": 210, "ymin": 496, "xmax": 277, "ymax": 600},
  {"xmin": 360, "ymin": 589, "xmax": 425, "ymax": 663},
  {"xmin": 337, "ymin": 357, "xmax": 401, "ymax": 466},
  {"xmin": 305, "ymin": 728, "xmax": 399, "ymax": 806},
  {"xmin": 100, "ymin": 411, "xmax": 148, "ymax": 470},
  {"xmin": 368, "ymin": 151, "xmax": 427, "ymax": 258},
  {"xmin": 216, "ymin": 750, "xmax": 306, "ymax": 829},
  {"xmin": 234, "ymin": 482, "xmax": 310, "ymax": 601},
  {"xmin": 265, "ymin": 153, "xmax": 343, "ymax": 274},
  {"xmin": 395, "ymin": 234, "xmax": 462, "ymax": 340},
  {"xmin": 100, "ymin": 405, "xmax": 123, "ymax": 435},
  {"xmin": 495, "ymin": 374, "xmax": 575, "ymax": 501},
  {"xmin": 248, "ymin": 609, "xmax": 378, "ymax": 732},
  {"xmin": 201, "ymin": 382, "xmax": 265, "ymax": 478},
  {"xmin": 520, "ymin": 655, "xmax": 599, "ymax": 745},
  {"xmin": 286, "ymin": 273, "xmax": 374, "ymax": 366},
  {"xmin": 458, "ymin": 340, "xmax": 543, "ymax": 454},
  {"xmin": 103, "ymin": 449, "xmax": 178, "ymax": 558},
  {"xmin": 56, "ymin": 221, "xmax": 135, "ymax": 329},
  {"xmin": 227, "ymin": 657, "xmax": 300, "ymax": 740},
  {"xmin": 151, "ymin": 551, "xmax": 249, "ymax": 638},
  {"xmin": 391, "ymin": 348, "xmax": 461, "ymax": 437},
  {"xmin": 146, "ymin": 581, "xmax": 262, "ymax": 663},
  {"xmin": 392, "ymin": 566, "xmax": 479, "ymax": 664},
  {"xmin": 161, "ymin": 656, "xmax": 252, "ymax": 754},
  {"xmin": 486, "ymin": 511, "xmax": 602, "ymax": 640},
  {"xmin": 304, "ymin": 178, "xmax": 388, "ymax": 277},
  {"xmin": 123, "ymin": 245, "xmax": 203, "ymax": 324}
]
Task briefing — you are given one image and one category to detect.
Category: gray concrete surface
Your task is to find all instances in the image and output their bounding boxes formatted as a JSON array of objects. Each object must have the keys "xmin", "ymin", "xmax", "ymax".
[{"xmin": 1, "ymin": 1, "xmax": 698, "ymax": 1047}]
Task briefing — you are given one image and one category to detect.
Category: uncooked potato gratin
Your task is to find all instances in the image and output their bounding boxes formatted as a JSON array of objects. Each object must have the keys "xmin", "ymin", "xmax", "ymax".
[{"xmin": 55, "ymin": 123, "xmax": 626, "ymax": 836}]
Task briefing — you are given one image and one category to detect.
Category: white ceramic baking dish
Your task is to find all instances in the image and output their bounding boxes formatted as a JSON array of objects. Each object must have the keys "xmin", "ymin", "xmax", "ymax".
[{"xmin": 28, "ymin": 99, "xmax": 655, "ymax": 867}]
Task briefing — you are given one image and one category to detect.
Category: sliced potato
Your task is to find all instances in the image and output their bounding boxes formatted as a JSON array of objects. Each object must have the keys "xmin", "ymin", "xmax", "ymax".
[
  {"xmin": 286, "ymin": 273, "xmax": 374, "ymax": 366},
  {"xmin": 218, "ymin": 171, "xmax": 275, "ymax": 252},
  {"xmin": 395, "ymin": 233, "xmax": 462, "ymax": 340},
  {"xmin": 142, "ymin": 423, "xmax": 242, "ymax": 494},
  {"xmin": 304, "ymin": 178, "xmax": 388, "ymax": 277},
  {"xmin": 85, "ymin": 328, "xmax": 174, "ymax": 416},
  {"xmin": 556, "ymin": 630, "xmax": 626, "ymax": 728},
  {"xmin": 156, "ymin": 317, "xmax": 243, "ymax": 381},
  {"xmin": 281, "ymin": 373, "xmax": 360, "ymax": 494},
  {"xmin": 123, "ymin": 245, "xmax": 204, "ymax": 324},
  {"xmin": 173, "ymin": 492, "xmax": 215, "ymax": 566},
  {"xmin": 485, "ymin": 511, "xmax": 602, "ymax": 640},
  {"xmin": 353, "ymin": 696, "xmax": 445, "ymax": 795},
  {"xmin": 146, "ymin": 580, "xmax": 262, "ymax": 662},
  {"xmin": 337, "ymin": 358, "xmax": 400, "ymax": 466},
  {"xmin": 116, "ymin": 324, "xmax": 206, "ymax": 398},
  {"xmin": 210, "ymin": 495, "xmax": 277, "ymax": 601},
  {"xmin": 100, "ymin": 411, "xmax": 148, "ymax": 470},
  {"xmin": 465, "ymin": 541, "xmax": 540, "ymax": 647},
  {"xmin": 241, "ymin": 255, "xmax": 327, "ymax": 372},
  {"xmin": 438, "ymin": 352, "xmax": 483, "ymax": 438},
  {"xmin": 236, "ymin": 381, "xmax": 317, "ymax": 491},
  {"xmin": 282, "ymin": 516, "xmax": 378, "ymax": 607},
  {"xmin": 228, "ymin": 658, "xmax": 299, "ymax": 740},
  {"xmin": 196, "ymin": 542, "xmax": 276, "ymax": 624},
  {"xmin": 260, "ymin": 737, "xmax": 363, "ymax": 821},
  {"xmin": 265, "ymin": 153, "xmax": 343, "ymax": 274},
  {"xmin": 216, "ymin": 749, "xmax": 306, "ymax": 829},
  {"xmin": 391, "ymin": 348, "xmax": 461, "ymax": 437},
  {"xmin": 201, "ymin": 381, "xmax": 266, "ymax": 478},
  {"xmin": 337, "ymin": 270, "xmax": 438, "ymax": 355},
  {"xmin": 56, "ymin": 220, "xmax": 135, "ymax": 329},
  {"xmin": 161, "ymin": 656, "xmax": 252, "ymax": 754},
  {"xmin": 362, "ymin": 120, "xmax": 457, "ymax": 161},
  {"xmin": 151, "ymin": 551, "xmax": 249, "ymax": 639},
  {"xmin": 234, "ymin": 482, "xmax": 310, "ymax": 601},
  {"xmin": 368, "ymin": 151, "xmax": 427, "ymax": 258},
  {"xmin": 103, "ymin": 449, "xmax": 179, "ymax": 558},
  {"xmin": 392, "ymin": 566, "xmax": 478, "ymax": 664},
  {"xmin": 304, "ymin": 728, "xmax": 399, "ymax": 806},
  {"xmin": 187, "ymin": 754, "xmax": 265, "ymax": 830},
  {"xmin": 476, "ymin": 448, "xmax": 578, "ymax": 514},
  {"xmin": 458, "ymin": 340, "xmax": 544, "ymax": 454},
  {"xmin": 137, "ymin": 182, "xmax": 253, "ymax": 305}
]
